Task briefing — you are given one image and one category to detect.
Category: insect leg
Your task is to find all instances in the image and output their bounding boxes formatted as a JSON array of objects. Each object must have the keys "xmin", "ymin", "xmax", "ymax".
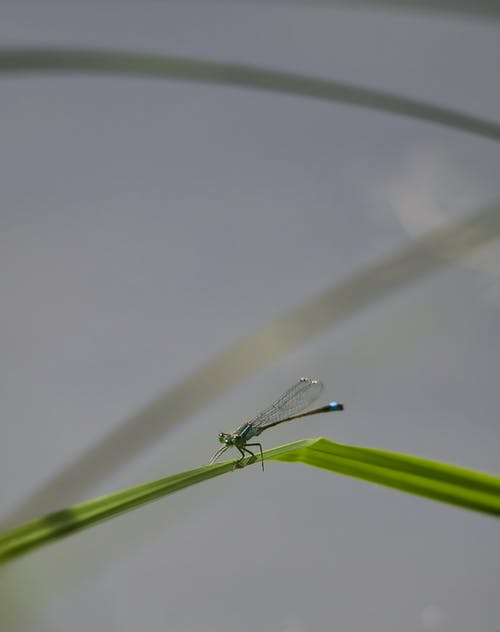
[
  {"xmin": 208, "ymin": 444, "xmax": 231, "ymax": 465},
  {"xmin": 235, "ymin": 446, "xmax": 249, "ymax": 469},
  {"xmin": 244, "ymin": 443, "xmax": 264, "ymax": 471}
]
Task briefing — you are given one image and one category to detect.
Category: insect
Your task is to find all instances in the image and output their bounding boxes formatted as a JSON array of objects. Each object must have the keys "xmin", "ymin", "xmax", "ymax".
[{"xmin": 209, "ymin": 377, "xmax": 344, "ymax": 470}]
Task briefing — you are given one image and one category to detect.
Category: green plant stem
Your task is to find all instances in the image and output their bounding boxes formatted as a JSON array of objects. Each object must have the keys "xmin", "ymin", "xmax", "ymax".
[{"xmin": 0, "ymin": 48, "xmax": 499, "ymax": 141}]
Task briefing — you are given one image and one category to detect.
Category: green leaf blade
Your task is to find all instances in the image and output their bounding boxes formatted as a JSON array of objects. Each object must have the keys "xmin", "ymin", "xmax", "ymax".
[
  {"xmin": 271, "ymin": 438, "xmax": 500, "ymax": 516},
  {"xmin": 1, "ymin": 438, "xmax": 498, "ymax": 566},
  {"xmin": 0, "ymin": 462, "xmax": 232, "ymax": 564},
  {"xmin": 0, "ymin": 48, "xmax": 499, "ymax": 142}
]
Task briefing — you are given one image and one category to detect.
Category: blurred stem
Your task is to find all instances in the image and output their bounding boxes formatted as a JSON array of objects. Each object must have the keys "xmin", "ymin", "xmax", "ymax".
[{"xmin": 0, "ymin": 48, "xmax": 499, "ymax": 141}]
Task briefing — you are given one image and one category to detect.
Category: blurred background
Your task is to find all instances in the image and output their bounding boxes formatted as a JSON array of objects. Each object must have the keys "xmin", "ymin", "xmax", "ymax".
[{"xmin": 0, "ymin": 2, "xmax": 499, "ymax": 631}]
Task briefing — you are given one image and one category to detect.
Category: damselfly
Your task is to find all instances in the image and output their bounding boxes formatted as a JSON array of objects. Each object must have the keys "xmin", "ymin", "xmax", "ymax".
[{"xmin": 209, "ymin": 377, "xmax": 344, "ymax": 470}]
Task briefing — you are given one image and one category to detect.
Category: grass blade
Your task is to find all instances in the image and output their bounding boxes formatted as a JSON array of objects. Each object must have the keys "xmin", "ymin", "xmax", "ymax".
[
  {"xmin": 0, "ymin": 48, "xmax": 499, "ymax": 142},
  {"xmin": 269, "ymin": 438, "xmax": 500, "ymax": 516},
  {"xmin": 1, "ymin": 438, "xmax": 498, "ymax": 565},
  {"xmin": 0, "ymin": 462, "xmax": 232, "ymax": 565}
]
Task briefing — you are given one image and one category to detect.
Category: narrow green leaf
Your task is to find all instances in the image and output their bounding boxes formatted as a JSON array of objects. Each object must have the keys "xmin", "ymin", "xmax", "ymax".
[
  {"xmin": 0, "ymin": 48, "xmax": 499, "ymax": 142},
  {"xmin": 270, "ymin": 438, "xmax": 500, "ymax": 516},
  {"xmin": 0, "ymin": 438, "xmax": 498, "ymax": 565},
  {"xmin": 0, "ymin": 461, "xmax": 233, "ymax": 565}
]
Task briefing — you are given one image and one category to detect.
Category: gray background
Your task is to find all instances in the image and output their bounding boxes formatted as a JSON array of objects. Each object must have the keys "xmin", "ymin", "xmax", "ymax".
[{"xmin": 0, "ymin": 2, "xmax": 499, "ymax": 631}]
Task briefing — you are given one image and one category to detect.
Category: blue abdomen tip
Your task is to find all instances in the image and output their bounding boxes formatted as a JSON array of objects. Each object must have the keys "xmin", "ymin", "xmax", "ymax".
[{"xmin": 329, "ymin": 401, "xmax": 343, "ymax": 411}]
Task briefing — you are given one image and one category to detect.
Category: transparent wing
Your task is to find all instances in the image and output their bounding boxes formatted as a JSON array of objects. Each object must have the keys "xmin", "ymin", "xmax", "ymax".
[{"xmin": 245, "ymin": 377, "xmax": 324, "ymax": 431}]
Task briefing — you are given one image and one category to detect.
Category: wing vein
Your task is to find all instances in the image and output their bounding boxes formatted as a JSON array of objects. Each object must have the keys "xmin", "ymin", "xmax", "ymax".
[{"xmin": 245, "ymin": 377, "xmax": 323, "ymax": 431}]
